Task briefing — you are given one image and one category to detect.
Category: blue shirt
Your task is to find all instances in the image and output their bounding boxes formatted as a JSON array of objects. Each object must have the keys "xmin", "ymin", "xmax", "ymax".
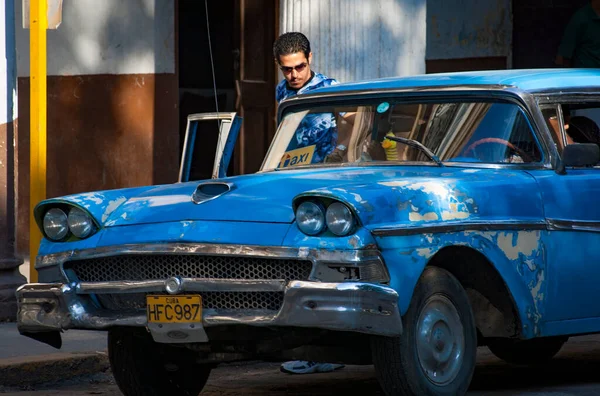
[{"xmin": 276, "ymin": 72, "xmax": 340, "ymax": 163}]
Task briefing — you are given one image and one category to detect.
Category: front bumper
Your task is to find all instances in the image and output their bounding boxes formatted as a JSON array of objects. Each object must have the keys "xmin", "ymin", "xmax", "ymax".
[
  {"xmin": 17, "ymin": 280, "xmax": 402, "ymax": 343},
  {"xmin": 17, "ymin": 243, "xmax": 402, "ymax": 344}
]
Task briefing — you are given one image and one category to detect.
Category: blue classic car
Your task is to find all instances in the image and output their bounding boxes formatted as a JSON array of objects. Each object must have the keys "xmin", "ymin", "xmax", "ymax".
[{"xmin": 17, "ymin": 69, "xmax": 600, "ymax": 395}]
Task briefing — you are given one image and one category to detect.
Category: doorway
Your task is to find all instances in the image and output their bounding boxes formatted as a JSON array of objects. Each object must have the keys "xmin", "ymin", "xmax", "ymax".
[
  {"xmin": 512, "ymin": 0, "xmax": 587, "ymax": 68},
  {"xmin": 177, "ymin": 0, "xmax": 279, "ymax": 179}
]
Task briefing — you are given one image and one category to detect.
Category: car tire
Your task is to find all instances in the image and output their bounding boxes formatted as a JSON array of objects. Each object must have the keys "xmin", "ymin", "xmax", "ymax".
[
  {"xmin": 108, "ymin": 328, "xmax": 211, "ymax": 396},
  {"xmin": 486, "ymin": 336, "xmax": 568, "ymax": 365},
  {"xmin": 372, "ymin": 266, "xmax": 477, "ymax": 396}
]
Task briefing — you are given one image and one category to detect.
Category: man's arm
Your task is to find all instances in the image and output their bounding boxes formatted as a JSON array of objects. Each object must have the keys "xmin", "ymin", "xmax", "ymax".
[{"xmin": 341, "ymin": 112, "xmax": 356, "ymax": 125}]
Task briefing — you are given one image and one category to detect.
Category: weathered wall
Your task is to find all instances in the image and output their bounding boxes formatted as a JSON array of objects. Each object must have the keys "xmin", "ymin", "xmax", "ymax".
[
  {"xmin": 426, "ymin": 0, "xmax": 512, "ymax": 72},
  {"xmin": 279, "ymin": 0, "xmax": 427, "ymax": 82},
  {"xmin": 0, "ymin": 0, "xmax": 25, "ymax": 319},
  {"xmin": 15, "ymin": 0, "xmax": 178, "ymax": 256}
]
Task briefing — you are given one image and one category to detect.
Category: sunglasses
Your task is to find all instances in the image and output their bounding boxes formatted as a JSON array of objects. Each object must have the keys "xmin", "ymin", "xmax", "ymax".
[{"xmin": 279, "ymin": 62, "xmax": 308, "ymax": 74}]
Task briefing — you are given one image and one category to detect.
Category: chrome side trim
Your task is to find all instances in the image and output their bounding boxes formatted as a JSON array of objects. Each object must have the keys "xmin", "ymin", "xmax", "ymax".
[
  {"xmin": 36, "ymin": 243, "xmax": 381, "ymax": 269},
  {"xmin": 76, "ymin": 279, "xmax": 287, "ymax": 294},
  {"xmin": 534, "ymin": 91, "xmax": 600, "ymax": 103},
  {"xmin": 546, "ymin": 219, "xmax": 600, "ymax": 233},
  {"xmin": 371, "ymin": 220, "xmax": 547, "ymax": 237}
]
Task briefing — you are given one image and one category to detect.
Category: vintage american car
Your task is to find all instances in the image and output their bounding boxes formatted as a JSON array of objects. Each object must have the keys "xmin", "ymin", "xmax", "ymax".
[{"xmin": 17, "ymin": 69, "xmax": 600, "ymax": 396}]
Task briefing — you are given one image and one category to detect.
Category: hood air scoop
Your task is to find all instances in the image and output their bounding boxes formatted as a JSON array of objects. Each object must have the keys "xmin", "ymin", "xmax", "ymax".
[{"xmin": 192, "ymin": 182, "xmax": 233, "ymax": 204}]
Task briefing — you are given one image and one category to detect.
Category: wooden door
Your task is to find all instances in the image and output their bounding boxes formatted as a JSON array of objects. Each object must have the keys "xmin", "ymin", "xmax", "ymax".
[{"xmin": 234, "ymin": 0, "xmax": 279, "ymax": 175}]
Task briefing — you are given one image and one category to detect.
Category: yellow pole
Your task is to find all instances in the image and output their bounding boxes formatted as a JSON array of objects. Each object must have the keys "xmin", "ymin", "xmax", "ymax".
[{"xmin": 29, "ymin": 0, "xmax": 47, "ymax": 283}]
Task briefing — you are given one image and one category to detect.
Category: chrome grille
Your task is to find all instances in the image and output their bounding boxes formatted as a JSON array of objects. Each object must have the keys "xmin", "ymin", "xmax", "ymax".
[
  {"xmin": 64, "ymin": 254, "xmax": 313, "ymax": 282},
  {"xmin": 97, "ymin": 292, "xmax": 284, "ymax": 311}
]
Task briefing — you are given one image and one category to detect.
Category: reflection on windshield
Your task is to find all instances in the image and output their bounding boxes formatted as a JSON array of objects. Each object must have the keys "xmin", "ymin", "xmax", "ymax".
[{"xmin": 262, "ymin": 100, "xmax": 543, "ymax": 170}]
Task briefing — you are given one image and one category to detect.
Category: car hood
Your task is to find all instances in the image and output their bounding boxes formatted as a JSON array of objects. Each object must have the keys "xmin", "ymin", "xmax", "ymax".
[
  {"xmin": 102, "ymin": 167, "xmax": 395, "ymax": 227},
  {"xmin": 37, "ymin": 165, "xmax": 544, "ymax": 229}
]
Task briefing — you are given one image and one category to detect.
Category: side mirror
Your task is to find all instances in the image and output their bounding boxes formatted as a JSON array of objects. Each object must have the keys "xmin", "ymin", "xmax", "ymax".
[{"xmin": 557, "ymin": 143, "xmax": 600, "ymax": 174}]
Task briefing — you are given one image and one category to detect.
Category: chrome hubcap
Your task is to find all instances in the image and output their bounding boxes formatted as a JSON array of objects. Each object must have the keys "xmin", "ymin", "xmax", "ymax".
[{"xmin": 416, "ymin": 295, "xmax": 464, "ymax": 385}]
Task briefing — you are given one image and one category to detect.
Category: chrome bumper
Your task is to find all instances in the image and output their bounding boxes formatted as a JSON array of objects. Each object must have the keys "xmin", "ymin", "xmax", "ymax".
[{"xmin": 17, "ymin": 279, "xmax": 402, "ymax": 343}]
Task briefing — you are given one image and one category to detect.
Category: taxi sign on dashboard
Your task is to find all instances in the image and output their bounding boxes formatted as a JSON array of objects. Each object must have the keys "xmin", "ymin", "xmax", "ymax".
[{"xmin": 278, "ymin": 145, "xmax": 315, "ymax": 168}]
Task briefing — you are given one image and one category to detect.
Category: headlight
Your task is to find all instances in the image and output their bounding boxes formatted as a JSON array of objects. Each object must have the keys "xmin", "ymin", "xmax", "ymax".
[
  {"xmin": 68, "ymin": 207, "xmax": 95, "ymax": 238},
  {"xmin": 43, "ymin": 208, "xmax": 69, "ymax": 241},
  {"xmin": 296, "ymin": 201, "xmax": 326, "ymax": 235},
  {"xmin": 326, "ymin": 202, "xmax": 355, "ymax": 236}
]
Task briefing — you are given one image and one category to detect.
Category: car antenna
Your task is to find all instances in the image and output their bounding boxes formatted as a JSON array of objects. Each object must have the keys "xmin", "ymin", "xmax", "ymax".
[{"xmin": 204, "ymin": 0, "xmax": 221, "ymax": 131}]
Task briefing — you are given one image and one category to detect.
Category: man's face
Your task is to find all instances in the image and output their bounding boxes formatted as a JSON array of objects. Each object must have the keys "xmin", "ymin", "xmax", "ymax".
[{"xmin": 278, "ymin": 52, "xmax": 312, "ymax": 89}]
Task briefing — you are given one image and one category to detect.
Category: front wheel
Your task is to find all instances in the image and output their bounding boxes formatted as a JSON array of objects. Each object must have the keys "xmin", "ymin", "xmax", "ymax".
[
  {"xmin": 372, "ymin": 266, "xmax": 477, "ymax": 396},
  {"xmin": 108, "ymin": 328, "xmax": 211, "ymax": 396}
]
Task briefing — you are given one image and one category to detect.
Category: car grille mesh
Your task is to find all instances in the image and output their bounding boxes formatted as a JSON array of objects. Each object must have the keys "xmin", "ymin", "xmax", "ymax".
[
  {"xmin": 64, "ymin": 254, "xmax": 313, "ymax": 282},
  {"xmin": 97, "ymin": 291, "xmax": 284, "ymax": 311}
]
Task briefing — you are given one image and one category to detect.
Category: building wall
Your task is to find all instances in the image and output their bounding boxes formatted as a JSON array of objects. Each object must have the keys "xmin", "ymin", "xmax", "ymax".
[
  {"xmin": 427, "ymin": 0, "xmax": 512, "ymax": 61},
  {"xmin": 15, "ymin": 0, "xmax": 178, "ymax": 256},
  {"xmin": 0, "ymin": 0, "xmax": 24, "ymax": 318},
  {"xmin": 426, "ymin": 0, "xmax": 512, "ymax": 72},
  {"xmin": 279, "ymin": 0, "xmax": 427, "ymax": 82},
  {"xmin": 1, "ymin": 0, "xmax": 18, "ymax": 258}
]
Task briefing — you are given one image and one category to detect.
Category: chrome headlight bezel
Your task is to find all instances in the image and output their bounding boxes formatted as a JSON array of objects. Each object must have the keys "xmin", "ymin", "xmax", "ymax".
[
  {"xmin": 39, "ymin": 205, "xmax": 99, "ymax": 242},
  {"xmin": 43, "ymin": 208, "xmax": 70, "ymax": 241},
  {"xmin": 326, "ymin": 202, "xmax": 356, "ymax": 236},
  {"xmin": 295, "ymin": 200, "xmax": 327, "ymax": 236}
]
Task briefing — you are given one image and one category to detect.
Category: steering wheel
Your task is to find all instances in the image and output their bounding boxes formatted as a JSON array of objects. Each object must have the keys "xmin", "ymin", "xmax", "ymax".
[{"xmin": 463, "ymin": 137, "xmax": 533, "ymax": 163}]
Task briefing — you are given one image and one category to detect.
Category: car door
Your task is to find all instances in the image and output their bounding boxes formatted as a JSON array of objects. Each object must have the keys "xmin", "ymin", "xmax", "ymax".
[
  {"xmin": 529, "ymin": 101, "xmax": 600, "ymax": 325},
  {"xmin": 178, "ymin": 112, "xmax": 242, "ymax": 182}
]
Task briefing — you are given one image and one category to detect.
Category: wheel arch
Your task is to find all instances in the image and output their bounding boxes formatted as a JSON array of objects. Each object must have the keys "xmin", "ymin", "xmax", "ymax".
[
  {"xmin": 382, "ymin": 230, "xmax": 547, "ymax": 340},
  {"xmin": 426, "ymin": 246, "xmax": 523, "ymax": 339}
]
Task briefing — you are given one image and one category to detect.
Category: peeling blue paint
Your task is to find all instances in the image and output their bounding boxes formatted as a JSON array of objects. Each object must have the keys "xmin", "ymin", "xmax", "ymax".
[
  {"xmin": 283, "ymin": 226, "xmax": 376, "ymax": 250},
  {"xmin": 377, "ymin": 229, "xmax": 547, "ymax": 339}
]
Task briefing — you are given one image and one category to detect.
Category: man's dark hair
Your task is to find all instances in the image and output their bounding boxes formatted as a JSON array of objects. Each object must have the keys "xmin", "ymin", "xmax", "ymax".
[{"xmin": 273, "ymin": 32, "xmax": 311, "ymax": 62}]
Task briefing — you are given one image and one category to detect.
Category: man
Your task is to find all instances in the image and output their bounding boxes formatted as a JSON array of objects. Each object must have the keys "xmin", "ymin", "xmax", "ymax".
[
  {"xmin": 274, "ymin": 31, "xmax": 349, "ymax": 165},
  {"xmin": 556, "ymin": 0, "xmax": 600, "ymax": 68},
  {"xmin": 273, "ymin": 31, "xmax": 346, "ymax": 375}
]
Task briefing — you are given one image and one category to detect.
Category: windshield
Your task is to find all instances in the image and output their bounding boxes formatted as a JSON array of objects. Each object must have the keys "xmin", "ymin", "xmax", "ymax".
[{"xmin": 261, "ymin": 99, "xmax": 543, "ymax": 171}]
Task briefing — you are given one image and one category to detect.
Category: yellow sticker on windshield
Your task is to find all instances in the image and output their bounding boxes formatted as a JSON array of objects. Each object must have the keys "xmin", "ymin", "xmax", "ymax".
[{"xmin": 278, "ymin": 145, "xmax": 315, "ymax": 168}]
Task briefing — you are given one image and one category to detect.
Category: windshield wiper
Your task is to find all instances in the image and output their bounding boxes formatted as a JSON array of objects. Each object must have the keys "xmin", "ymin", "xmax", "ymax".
[{"xmin": 384, "ymin": 136, "xmax": 443, "ymax": 166}]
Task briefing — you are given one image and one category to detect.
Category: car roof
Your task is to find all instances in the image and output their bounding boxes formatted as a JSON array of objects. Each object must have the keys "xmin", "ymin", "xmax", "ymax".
[{"xmin": 309, "ymin": 68, "xmax": 600, "ymax": 95}]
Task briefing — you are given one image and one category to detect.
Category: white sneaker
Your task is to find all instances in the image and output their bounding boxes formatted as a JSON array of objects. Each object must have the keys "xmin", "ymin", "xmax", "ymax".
[{"xmin": 280, "ymin": 360, "xmax": 345, "ymax": 374}]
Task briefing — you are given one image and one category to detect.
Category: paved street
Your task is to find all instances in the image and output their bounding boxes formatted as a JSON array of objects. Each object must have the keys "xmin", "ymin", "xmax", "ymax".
[
  {"xmin": 3, "ymin": 335, "xmax": 600, "ymax": 395},
  {"xmin": 0, "ymin": 323, "xmax": 106, "ymax": 359}
]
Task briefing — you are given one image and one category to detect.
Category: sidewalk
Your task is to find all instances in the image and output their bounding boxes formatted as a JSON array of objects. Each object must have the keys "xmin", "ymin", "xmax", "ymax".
[{"xmin": 0, "ymin": 322, "xmax": 108, "ymax": 387}]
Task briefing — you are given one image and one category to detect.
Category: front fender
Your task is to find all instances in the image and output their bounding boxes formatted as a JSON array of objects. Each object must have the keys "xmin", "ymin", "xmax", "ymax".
[
  {"xmin": 293, "ymin": 170, "xmax": 544, "ymax": 230},
  {"xmin": 34, "ymin": 186, "xmax": 155, "ymax": 230},
  {"xmin": 376, "ymin": 229, "xmax": 547, "ymax": 339}
]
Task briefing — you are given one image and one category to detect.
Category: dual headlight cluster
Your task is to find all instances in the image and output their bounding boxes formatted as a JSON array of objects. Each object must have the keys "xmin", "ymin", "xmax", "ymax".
[
  {"xmin": 295, "ymin": 200, "xmax": 356, "ymax": 236},
  {"xmin": 42, "ymin": 207, "xmax": 96, "ymax": 241}
]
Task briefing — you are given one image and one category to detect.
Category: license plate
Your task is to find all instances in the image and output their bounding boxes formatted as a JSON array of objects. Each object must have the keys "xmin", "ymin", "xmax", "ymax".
[{"xmin": 146, "ymin": 295, "xmax": 202, "ymax": 323}]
